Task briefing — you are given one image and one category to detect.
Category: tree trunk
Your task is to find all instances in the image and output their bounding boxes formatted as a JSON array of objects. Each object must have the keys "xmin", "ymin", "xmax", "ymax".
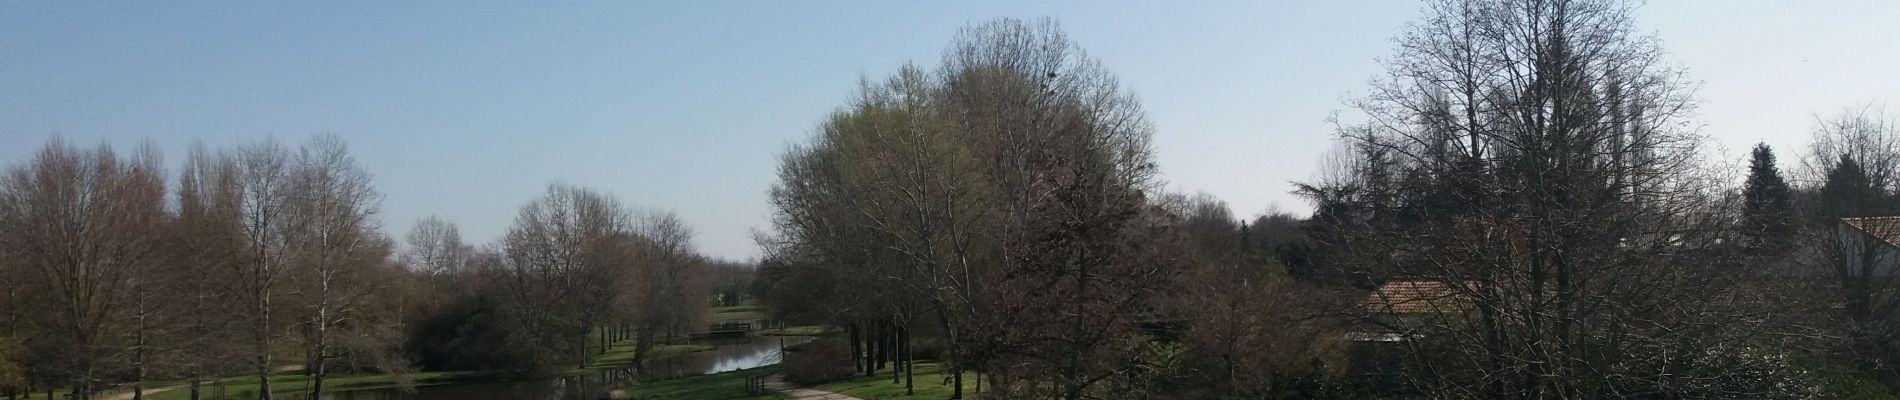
[
  {"xmin": 849, "ymin": 324, "xmax": 863, "ymax": 375},
  {"xmin": 311, "ymin": 291, "xmax": 329, "ymax": 400},
  {"xmin": 934, "ymin": 307, "xmax": 963, "ymax": 400},
  {"xmin": 311, "ymin": 357, "xmax": 326, "ymax": 400},
  {"xmin": 903, "ymin": 326, "xmax": 914, "ymax": 396},
  {"xmin": 577, "ymin": 332, "xmax": 589, "ymax": 369},
  {"xmin": 873, "ymin": 322, "xmax": 885, "ymax": 373},
  {"xmin": 256, "ymin": 281, "xmax": 274, "ymax": 400}
]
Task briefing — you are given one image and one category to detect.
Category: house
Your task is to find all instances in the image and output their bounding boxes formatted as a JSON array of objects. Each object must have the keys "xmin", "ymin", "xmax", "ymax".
[
  {"xmin": 1348, "ymin": 280, "xmax": 1460, "ymax": 382},
  {"xmin": 1838, "ymin": 217, "xmax": 1900, "ymax": 279}
]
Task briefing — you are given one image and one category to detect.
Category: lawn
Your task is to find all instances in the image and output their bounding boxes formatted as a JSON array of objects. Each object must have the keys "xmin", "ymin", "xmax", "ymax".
[
  {"xmin": 71, "ymin": 312, "xmax": 738, "ymax": 400},
  {"xmin": 618, "ymin": 365, "xmax": 787, "ymax": 400},
  {"xmin": 132, "ymin": 369, "xmax": 490, "ymax": 400},
  {"xmin": 755, "ymin": 325, "xmax": 838, "ymax": 337},
  {"xmin": 815, "ymin": 362, "xmax": 979, "ymax": 400},
  {"xmin": 710, "ymin": 305, "xmax": 766, "ymax": 324},
  {"xmin": 85, "ymin": 327, "xmax": 696, "ymax": 400}
]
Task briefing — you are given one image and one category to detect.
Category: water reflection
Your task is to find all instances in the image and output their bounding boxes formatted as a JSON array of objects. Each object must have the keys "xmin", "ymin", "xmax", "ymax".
[
  {"xmin": 640, "ymin": 335, "xmax": 813, "ymax": 380},
  {"xmin": 303, "ymin": 378, "xmax": 584, "ymax": 400},
  {"xmin": 303, "ymin": 335, "xmax": 814, "ymax": 400}
]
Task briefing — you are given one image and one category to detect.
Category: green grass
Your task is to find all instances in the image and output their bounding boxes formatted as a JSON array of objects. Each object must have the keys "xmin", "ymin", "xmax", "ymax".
[
  {"xmin": 568, "ymin": 331, "xmax": 713, "ymax": 373},
  {"xmin": 712, "ymin": 305, "xmax": 761, "ymax": 314},
  {"xmin": 755, "ymin": 325, "xmax": 838, "ymax": 337},
  {"xmin": 815, "ymin": 362, "xmax": 978, "ymax": 400},
  {"xmin": 619, "ymin": 365, "xmax": 787, "ymax": 400},
  {"xmin": 711, "ymin": 307, "xmax": 766, "ymax": 324},
  {"xmin": 127, "ymin": 369, "xmax": 492, "ymax": 400},
  {"xmin": 101, "ymin": 329, "xmax": 665, "ymax": 400},
  {"xmin": 75, "ymin": 308, "xmax": 749, "ymax": 400}
]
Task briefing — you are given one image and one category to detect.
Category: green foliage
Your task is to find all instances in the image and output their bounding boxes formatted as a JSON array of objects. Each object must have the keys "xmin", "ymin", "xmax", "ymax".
[
  {"xmin": 1821, "ymin": 154, "xmax": 1890, "ymax": 220},
  {"xmin": 1742, "ymin": 143, "xmax": 1797, "ymax": 250},
  {"xmin": 405, "ymin": 294, "xmax": 572, "ymax": 374},
  {"xmin": 1814, "ymin": 365, "xmax": 1897, "ymax": 400},
  {"xmin": 1605, "ymin": 343, "xmax": 1825, "ymax": 400},
  {"xmin": 781, "ymin": 338, "xmax": 854, "ymax": 384}
]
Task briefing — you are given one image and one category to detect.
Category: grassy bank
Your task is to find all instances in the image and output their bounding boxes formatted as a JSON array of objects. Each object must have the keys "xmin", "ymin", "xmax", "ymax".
[
  {"xmin": 755, "ymin": 325, "xmax": 837, "ymax": 337},
  {"xmin": 80, "ymin": 328, "xmax": 709, "ymax": 400},
  {"xmin": 619, "ymin": 365, "xmax": 787, "ymax": 400},
  {"xmin": 710, "ymin": 305, "xmax": 765, "ymax": 324},
  {"xmin": 815, "ymin": 362, "xmax": 975, "ymax": 400}
]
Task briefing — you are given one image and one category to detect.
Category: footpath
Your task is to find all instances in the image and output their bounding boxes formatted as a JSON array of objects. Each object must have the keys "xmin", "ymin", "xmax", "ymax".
[{"xmin": 762, "ymin": 373, "xmax": 864, "ymax": 400}]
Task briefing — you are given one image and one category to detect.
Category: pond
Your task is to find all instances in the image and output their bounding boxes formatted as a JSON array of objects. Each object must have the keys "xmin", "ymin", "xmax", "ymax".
[{"xmin": 298, "ymin": 335, "xmax": 813, "ymax": 400}]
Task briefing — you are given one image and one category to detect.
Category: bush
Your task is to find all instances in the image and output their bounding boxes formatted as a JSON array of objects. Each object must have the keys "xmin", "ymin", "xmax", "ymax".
[
  {"xmin": 405, "ymin": 294, "xmax": 573, "ymax": 374},
  {"xmin": 1814, "ymin": 366, "xmax": 1895, "ymax": 400},
  {"xmin": 783, "ymin": 338, "xmax": 855, "ymax": 384}
]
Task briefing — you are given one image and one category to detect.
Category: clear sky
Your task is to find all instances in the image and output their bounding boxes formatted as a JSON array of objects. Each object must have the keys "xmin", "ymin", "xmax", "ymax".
[{"xmin": 3, "ymin": 2, "xmax": 1897, "ymax": 261}]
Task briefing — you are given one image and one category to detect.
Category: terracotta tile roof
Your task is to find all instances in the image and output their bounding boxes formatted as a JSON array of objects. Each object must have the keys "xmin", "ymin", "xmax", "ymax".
[
  {"xmin": 1843, "ymin": 217, "xmax": 1900, "ymax": 248},
  {"xmin": 1363, "ymin": 280, "xmax": 1457, "ymax": 314}
]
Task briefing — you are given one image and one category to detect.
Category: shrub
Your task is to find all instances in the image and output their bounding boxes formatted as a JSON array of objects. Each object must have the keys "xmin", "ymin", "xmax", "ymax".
[{"xmin": 783, "ymin": 338, "xmax": 854, "ymax": 384}]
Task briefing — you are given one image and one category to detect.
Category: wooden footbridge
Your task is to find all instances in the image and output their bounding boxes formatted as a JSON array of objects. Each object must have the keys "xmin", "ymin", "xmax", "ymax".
[{"xmin": 694, "ymin": 322, "xmax": 754, "ymax": 338}]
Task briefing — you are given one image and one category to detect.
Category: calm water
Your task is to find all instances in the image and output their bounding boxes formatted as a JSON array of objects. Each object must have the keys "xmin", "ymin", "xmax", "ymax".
[{"xmin": 295, "ymin": 335, "xmax": 812, "ymax": 400}]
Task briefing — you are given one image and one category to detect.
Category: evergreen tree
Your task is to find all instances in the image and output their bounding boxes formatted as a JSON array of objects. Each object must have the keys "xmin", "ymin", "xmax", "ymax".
[
  {"xmin": 1819, "ymin": 154, "xmax": 1888, "ymax": 221},
  {"xmin": 1740, "ymin": 143, "xmax": 1795, "ymax": 251}
]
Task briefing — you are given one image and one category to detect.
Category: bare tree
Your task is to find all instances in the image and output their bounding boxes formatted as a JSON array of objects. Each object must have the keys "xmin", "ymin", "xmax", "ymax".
[
  {"xmin": 1314, "ymin": 0, "xmax": 1810, "ymax": 398},
  {"xmin": 0, "ymin": 139, "xmax": 168, "ymax": 400},
  {"xmin": 1797, "ymin": 106, "xmax": 1900, "ymax": 388},
  {"xmin": 765, "ymin": 18, "xmax": 1175, "ymax": 400},
  {"xmin": 168, "ymin": 142, "xmax": 246, "ymax": 400},
  {"xmin": 499, "ymin": 183, "xmax": 631, "ymax": 370},
  {"xmin": 284, "ymin": 135, "xmax": 391, "ymax": 399},
  {"xmin": 404, "ymin": 217, "xmax": 470, "ymax": 280},
  {"xmin": 625, "ymin": 211, "xmax": 710, "ymax": 366},
  {"xmin": 233, "ymin": 139, "xmax": 302, "ymax": 400}
]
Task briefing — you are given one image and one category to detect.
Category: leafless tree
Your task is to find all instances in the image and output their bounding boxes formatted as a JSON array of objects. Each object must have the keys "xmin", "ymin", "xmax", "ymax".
[
  {"xmin": 404, "ymin": 216, "xmax": 470, "ymax": 279},
  {"xmin": 0, "ymin": 139, "xmax": 168, "ymax": 400},
  {"xmin": 766, "ymin": 18, "xmax": 1176, "ymax": 400},
  {"xmin": 167, "ymin": 142, "xmax": 247, "ymax": 400},
  {"xmin": 232, "ymin": 139, "xmax": 304, "ymax": 400},
  {"xmin": 283, "ymin": 135, "xmax": 392, "ymax": 399},
  {"xmin": 499, "ymin": 183, "xmax": 631, "ymax": 370},
  {"xmin": 1795, "ymin": 106, "xmax": 1900, "ymax": 388},
  {"xmin": 1312, "ymin": 0, "xmax": 1817, "ymax": 398},
  {"xmin": 625, "ymin": 211, "xmax": 710, "ymax": 366}
]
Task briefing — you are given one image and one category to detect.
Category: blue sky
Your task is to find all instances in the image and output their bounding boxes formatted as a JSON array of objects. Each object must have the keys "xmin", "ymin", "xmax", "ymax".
[{"xmin": 3, "ymin": 2, "xmax": 1897, "ymax": 260}]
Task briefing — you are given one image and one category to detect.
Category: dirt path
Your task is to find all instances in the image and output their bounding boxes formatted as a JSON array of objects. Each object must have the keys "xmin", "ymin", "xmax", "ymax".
[
  {"xmin": 762, "ymin": 373, "xmax": 864, "ymax": 400},
  {"xmin": 99, "ymin": 386, "xmax": 175, "ymax": 400}
]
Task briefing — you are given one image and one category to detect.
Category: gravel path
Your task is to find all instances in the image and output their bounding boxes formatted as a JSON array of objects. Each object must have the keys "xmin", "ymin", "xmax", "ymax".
[
  {"xmin": 763, "ymin": 373, "xmax": 864, "ymax": 400},
  {"xmin": 99, "ymin": 387, "xmax": 174, "ymax": 400}
]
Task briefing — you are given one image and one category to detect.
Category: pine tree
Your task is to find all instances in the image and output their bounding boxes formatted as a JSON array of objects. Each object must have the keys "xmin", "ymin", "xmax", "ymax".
[
  {"xmin": 1819, "ymin": 154, "xmax": 1887, "ymax": 221},
  {"xmin": 1740, "ymin": 143, "xmax": 1795, "ymax": 251}
]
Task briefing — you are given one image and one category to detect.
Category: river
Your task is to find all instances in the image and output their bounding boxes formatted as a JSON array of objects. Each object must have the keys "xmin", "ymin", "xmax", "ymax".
[{"xmin": 297, "ymin": 335, "xmax": 812, "ymax": 400}]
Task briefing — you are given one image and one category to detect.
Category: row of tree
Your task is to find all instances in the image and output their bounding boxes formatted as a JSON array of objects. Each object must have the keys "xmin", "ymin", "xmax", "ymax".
[
  {"xmin": 0, "ymin": 136, "xmax": 716, "ymax": 400},
  {"xmin": 755, "ymin": 17, "xmax": 1360, "ymax": 399},
  {"xmin": 759, "ymin": 3, "xmax": 1900, "ymax": 399}
]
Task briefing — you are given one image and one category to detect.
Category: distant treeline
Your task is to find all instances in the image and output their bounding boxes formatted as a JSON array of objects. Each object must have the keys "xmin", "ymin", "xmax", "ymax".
[
  {"xmin": 0, "ymin": 135, "xmax": 726, "ymax": 400},
  {"xmin": 755, "ymin": 7, "xmax": 1900, "ymax": 400}
]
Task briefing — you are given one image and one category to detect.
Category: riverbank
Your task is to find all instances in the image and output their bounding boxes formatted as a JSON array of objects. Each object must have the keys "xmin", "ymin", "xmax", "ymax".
[
  {"xmin": 74, "ymin": 329, "xmax": 713, "ymax": 400},
  {"xmin": 755, "ymin": 326, "xmax": 837, "ymax": 336},
  {"xmin": 619, "ymin": 365, "xmax": 788, "ymax": 399},
  {"xmin": 615, "ymin": 361, "xmax": 970, "ymax": 400}
]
